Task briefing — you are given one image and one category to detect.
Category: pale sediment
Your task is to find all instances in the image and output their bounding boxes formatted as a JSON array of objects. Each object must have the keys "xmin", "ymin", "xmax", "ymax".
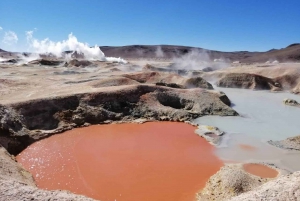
[{"xmin": 229, "ymin": 171, "xmax": 300, "ymax": 201}]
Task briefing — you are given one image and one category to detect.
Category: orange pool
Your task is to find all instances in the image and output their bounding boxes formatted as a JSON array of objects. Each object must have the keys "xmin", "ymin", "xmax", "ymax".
[
  {"xmin": 238, "ymin": 144, "xmax": 256, "ymax": 151},
  {"xmin": 17, "ymin": 122, "xmax": 223, "ymax": 201}
]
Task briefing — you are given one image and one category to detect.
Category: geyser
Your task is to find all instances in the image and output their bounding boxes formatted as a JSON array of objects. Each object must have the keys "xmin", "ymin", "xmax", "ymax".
[{"xmin": 17, "ymin": 122, "xmax": 223, "ymax": 201}]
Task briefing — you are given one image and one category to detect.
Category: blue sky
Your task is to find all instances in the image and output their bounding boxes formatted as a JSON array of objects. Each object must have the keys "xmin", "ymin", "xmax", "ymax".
[{"xmin": 0, "ymin": 0, "xmax": 299, "ymax": 52}]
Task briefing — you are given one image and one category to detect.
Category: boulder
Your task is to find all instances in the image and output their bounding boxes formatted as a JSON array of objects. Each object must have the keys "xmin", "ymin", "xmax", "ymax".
[
  {"xmin": 195, "ymin": 125, "xmax": 224, "ymax": 145},
  {"xmin": 29, "ymin": 59, "xmax": 63, "ymax": 66},
  {"xmin": 65, "ymin": 59, "xmax": 93, "ymax": 67},
  {"xmin": 184, "ymin": 77, "xmax": 213, "ymax": 89},
  {"xmin": 283, "ymin": 98, "xmax": 300, "ymax": 107}
]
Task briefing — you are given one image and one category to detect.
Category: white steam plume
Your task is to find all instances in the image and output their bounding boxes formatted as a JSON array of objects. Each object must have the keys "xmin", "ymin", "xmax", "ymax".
[
  {"xmin": 26, "ymin": 31, "xmax": 127, "ymax": 63},
  {"xmin": 2, "ymin": 31, "xmax": 18, "ymax": 45},
  {"xmin": 172, "ymin": 49, "xmax": 229, "ymax": 71},
  {"xmin": 155, "ymin": 46, "xmax": 164, "ymax": 58}
]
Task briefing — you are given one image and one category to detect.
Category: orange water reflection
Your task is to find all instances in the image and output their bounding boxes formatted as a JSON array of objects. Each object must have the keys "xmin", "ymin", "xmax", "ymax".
[{"xmin": 243, "ymin": 163, "xmax": 278, "ymax": 178}]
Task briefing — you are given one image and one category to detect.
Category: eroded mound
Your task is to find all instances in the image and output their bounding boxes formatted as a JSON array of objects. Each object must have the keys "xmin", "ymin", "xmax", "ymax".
[{"xmin": 216, "ymin": 73, "xmax": 281, "ymax": 91}]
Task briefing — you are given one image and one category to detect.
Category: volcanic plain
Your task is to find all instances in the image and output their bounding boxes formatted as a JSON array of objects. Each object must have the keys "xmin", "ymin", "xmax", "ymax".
[{"xmin": 1, "ymin": 44, "xmax": 300, "ymax": 201}]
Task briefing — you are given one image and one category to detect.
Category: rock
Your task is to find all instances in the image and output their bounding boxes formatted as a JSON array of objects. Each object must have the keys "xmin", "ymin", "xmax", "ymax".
[
  {"xmin": 197, "ymin": 163, "xmax": 284, "ymax": 201},
  {"xmin": 269, "ymin": 135, "xmax": 300, "ymax": 151},
  {"xmin": 195, "ymin": 125, "xmax": 224, "ymax": 145},
  {"xmin": 202, "ymin": 67, "xmax": 214, "ymax": 72},
  {"xmin": 184, "ymin": 77, "xmax": 213, "ymax": 89},
  {"xmin": 0, "ymin": 59, "xmax": 19, "ymax": 64},
  {"xmin": 229, "ymin": 171, "xmax": 300, "ymax": 201},
  {"xmin": 217, "ymin": 73, "xmax": 282, "ymax": 91},
  {"xmin": 155, "ymin": 82, "xmax": 184, "ymax": 88},
  {"xmin": 218, "ymin": 91, "xmax": 232, "ymax": 106},
  {"xmin": 283, "ymin": 98, "xmax": 300, "ymax": 107},
  {"xmin": 29, "ymin": 59, "xmax": 63, "ymax": 66},
  {"xmin": 143, "ymin": 64, "xmax": 171, "ymax": 72},
  {"xmin": 65, "ymin": 59, "xmax": 93, "ymax": 67}
]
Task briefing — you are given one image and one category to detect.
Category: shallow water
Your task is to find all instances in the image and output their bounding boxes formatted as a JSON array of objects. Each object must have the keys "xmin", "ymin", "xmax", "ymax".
[
  {"xmin": 194, "ymin": 87, "xmax": 300, "ymax": 171},
  {"xmin": 17, "ymin": 122, "xmax": 223, "ymax": 201},
  {"xmin": 196, "ymin": 87, "xmax": 300, "ymax": 141},
  {"xmin": 243, "ymin": 163, "xmax": 278, "ymax": 178}
]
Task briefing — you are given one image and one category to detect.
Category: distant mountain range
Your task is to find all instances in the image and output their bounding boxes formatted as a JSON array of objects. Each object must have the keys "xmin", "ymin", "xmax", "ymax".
[
  {"xmin": 1, "ymin": 43, "xmax": 299, "ymax": 63},
  {"xmin": 100, "ymin": 43, "xmax": 300, "ymax": 62}
]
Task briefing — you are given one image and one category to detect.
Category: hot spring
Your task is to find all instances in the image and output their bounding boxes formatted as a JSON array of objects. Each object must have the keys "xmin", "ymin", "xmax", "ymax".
[{"xmin": 17, "ymin": 122, "xmax": 223, "ymax": 201}]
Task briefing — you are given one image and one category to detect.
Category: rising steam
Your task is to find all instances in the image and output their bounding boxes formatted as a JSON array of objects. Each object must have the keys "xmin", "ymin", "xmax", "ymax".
[
  {"xmin": 26, "ymin": 31, "xmax": 127, "ymax": 63},
  {"xmin": 172, "ymin": 49, "xmax": 229, "ymax": 71}
]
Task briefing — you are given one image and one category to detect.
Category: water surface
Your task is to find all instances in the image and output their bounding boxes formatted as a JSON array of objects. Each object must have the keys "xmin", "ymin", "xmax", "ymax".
[
  {"xmin": 17, "ymin": 122, "xmax": 223, "ymax": 201},
  {"xmin": 243, "ymin": 163, "xmax": 278, "ymax": 178},
  {"xmin": 194, "ymin": 87, "xmax": 300, "ymax": 171}
]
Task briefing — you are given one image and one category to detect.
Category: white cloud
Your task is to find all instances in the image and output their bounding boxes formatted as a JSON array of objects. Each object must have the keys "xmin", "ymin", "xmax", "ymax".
[
  {"xmin": 0, "ymin": 27, "xmax": 3, "ymax": 31},
  {"xmin": 2, "ymin": 31, "xmax": 18, "ymax": 45}
]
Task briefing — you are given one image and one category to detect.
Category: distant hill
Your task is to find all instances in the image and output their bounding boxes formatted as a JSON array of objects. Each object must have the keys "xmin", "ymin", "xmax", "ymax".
[
  {"xmin": 241, "ymin": 43, "xmax": 300, "ymax": 62},
  {"xmin": 100, "ymin": 44, "xmax": 300, "ymax": 62}
]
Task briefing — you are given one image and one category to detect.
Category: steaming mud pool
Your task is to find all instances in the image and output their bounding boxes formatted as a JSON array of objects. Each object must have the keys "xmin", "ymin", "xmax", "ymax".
[{"xmin": 17, "ymin": 122, "xmax": 223, "ymax": 201}]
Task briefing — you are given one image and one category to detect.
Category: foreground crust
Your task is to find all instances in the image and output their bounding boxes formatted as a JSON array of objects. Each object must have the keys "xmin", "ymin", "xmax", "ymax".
[
  {"xmin": 229, "ymin": 171, "xmax": 300, "ymax": 201},
  {"xmin": 197, "ymin": 163, "xmax": 287, "ymax": 201}
]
